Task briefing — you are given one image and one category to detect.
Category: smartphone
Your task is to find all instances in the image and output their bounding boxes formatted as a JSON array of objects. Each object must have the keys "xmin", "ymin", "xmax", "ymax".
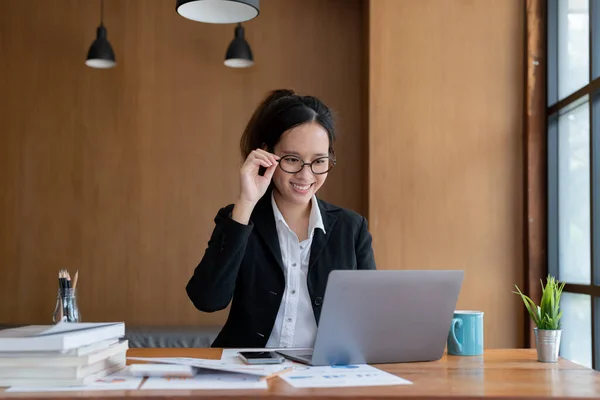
[{"xmin": 238, "ymin": 351, "xmax": 285, "ymax": 365}]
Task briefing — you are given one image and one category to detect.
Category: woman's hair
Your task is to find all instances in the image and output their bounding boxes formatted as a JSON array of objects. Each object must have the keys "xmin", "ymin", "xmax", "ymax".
[{"xmin": 240, "ymin": 89, "xmax": 335, "ymax": 159}]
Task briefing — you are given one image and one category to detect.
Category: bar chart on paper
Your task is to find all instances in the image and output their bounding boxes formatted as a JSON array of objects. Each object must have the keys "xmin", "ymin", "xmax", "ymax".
[{"xmin": 280, "ymin": 364, "xmax": 412, "ymax": 388}]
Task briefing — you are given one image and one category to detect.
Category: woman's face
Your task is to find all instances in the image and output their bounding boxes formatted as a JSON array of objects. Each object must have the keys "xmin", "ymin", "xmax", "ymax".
[{"xmin": 272, "ymin": 122, "xmax": 331, "ymax": 206}]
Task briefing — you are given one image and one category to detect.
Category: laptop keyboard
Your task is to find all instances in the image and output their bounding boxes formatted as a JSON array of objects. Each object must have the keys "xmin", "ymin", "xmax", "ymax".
[{"xmin": 278, "ymin": 349, "xmax": 313, "ymax": 361}]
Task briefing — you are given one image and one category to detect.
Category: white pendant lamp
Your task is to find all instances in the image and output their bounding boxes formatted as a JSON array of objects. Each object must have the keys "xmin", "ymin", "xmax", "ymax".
[
  {"xmin": 176, "ymin": 0, "xmax": 259, "ymax": 24},
  {"xmin": 224, "ymin": 23, "xmax": 254, "ymax": 68},
  {"xmin": 85, "ymin": 0, "xmax": 116, "ymax": 69}
]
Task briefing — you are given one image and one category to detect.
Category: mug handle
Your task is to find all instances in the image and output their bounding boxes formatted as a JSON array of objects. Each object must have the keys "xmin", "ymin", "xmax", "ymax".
[{"xmin": 449, "ymin": 318, "xmax": 463, "ymax": 353}]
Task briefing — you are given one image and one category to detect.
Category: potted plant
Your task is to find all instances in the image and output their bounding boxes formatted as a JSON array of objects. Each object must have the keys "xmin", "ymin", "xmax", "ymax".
[{"xmin": 513, "ymin": 275, "xmax": 565, "ymax": 362}]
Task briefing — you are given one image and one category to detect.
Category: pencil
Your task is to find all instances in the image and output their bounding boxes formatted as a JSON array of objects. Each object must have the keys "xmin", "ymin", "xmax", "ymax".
[
  {"xmin": 59, "ymin": 269, "xmax": 65, "ymax": 290},
  {"xmin": 259, "ymin": 366, "xmax": 295, "ymax": 381},
  {"xmin": 73, "ymin": 270, "xmax": 78, "ymax": 289}
]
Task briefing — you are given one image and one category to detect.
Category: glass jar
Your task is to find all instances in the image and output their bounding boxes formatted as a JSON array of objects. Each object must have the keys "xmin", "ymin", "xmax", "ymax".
[{"xmin": 53, "ymin": 288, "xmax": 81, "ymax": 324}]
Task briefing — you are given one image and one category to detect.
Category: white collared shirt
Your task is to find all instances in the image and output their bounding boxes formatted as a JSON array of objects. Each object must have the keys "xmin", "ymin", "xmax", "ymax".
[{"xmin": 265, "ymin": 192, "xmax": 325, "ymax": 348}]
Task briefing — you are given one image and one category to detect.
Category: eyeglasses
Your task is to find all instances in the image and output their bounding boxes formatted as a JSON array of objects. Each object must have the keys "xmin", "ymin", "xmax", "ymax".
[{"xmin": 276, "ymin": 155, "xmax": 336, "ymax": 175}]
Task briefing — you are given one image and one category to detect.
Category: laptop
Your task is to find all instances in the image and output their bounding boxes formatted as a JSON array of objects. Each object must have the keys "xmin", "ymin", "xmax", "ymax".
[{"xmin": 276, "ymin": 269, "xmax": 464, "ymax": 366}]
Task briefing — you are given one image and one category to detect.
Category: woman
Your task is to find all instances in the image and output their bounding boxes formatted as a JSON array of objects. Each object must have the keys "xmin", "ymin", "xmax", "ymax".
[{"xmin": 186, "ymin": 89, "xmax": 376, "ymax": 349}]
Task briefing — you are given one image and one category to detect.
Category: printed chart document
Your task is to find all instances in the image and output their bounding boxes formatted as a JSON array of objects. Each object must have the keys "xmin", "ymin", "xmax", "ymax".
[
  {"xmin": 141, "ymin": 370, "xmax": 267, "ymax": 390},
  {"xmin": 6, "ymin": 375, "xmax": 143, "ymax": 392},
  {"xmin": 280, "ymin": 364, "xmax": 412, "ymax": 388}
]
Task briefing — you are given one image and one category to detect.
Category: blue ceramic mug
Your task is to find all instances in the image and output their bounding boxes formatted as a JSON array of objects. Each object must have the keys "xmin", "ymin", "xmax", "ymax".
[{"xmin": 447, "ymin": 310, "xmax": 484, "ymax": 356}]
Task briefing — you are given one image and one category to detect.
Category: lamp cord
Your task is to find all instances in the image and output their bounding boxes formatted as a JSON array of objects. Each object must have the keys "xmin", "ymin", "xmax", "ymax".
[{"xmin": 100, "ymin": 0, "xmax": 104, "ymax": 26}]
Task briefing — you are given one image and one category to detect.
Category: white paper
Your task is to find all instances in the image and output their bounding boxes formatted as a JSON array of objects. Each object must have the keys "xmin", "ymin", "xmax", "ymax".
[
  {"xmin": 127, "ymin": 356, "xmax": 289, "ymax": 377},
  {"xmin": 0, "ymin": 322, "xmax": 119, "ymax": 338},
  {"xmin": 6, "ymin": 375, "xmax": 143, "ymax": 392},
  {"xmin": 129, "ymin": 363, "xmax": 195, "ymax": 377},
  {"xmin": 280, "ymin": 364, "xmax": 412, "ymax": 388},
  {"xmin": 141, "ymin": 371, "xmax": 267, "ymax": 390}
]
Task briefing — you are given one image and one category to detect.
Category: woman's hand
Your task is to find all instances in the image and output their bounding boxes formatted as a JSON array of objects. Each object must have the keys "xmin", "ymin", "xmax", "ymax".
[{"xmin": 231, "ymin": 149, "xmax": 278, "ymax": 224}]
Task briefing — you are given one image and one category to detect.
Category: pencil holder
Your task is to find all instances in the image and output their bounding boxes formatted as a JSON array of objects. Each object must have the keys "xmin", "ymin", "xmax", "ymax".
[{"xmin": 52, "ymin": 288, "xmax": 81, "ymax": 324}]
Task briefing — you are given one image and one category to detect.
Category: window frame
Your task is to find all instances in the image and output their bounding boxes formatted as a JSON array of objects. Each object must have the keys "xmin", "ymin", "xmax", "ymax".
[{"xmin": 546, "ymin": 0, "xmax": 598, "ymax": 370}]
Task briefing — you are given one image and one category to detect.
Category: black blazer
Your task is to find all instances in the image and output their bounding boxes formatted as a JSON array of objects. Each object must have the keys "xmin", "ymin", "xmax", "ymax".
[{"xmin": 186, "ymin": 190, "xmax": 376, "ymax": 348}]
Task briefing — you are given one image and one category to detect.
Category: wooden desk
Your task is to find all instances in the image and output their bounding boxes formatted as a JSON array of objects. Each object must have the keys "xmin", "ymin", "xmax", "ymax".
[{"xmin": 1, "ymin": 348, "xmax": 598, "ymax": 399}]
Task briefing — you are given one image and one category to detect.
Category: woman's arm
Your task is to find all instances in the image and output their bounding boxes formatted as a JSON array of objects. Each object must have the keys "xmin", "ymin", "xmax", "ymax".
[
  {"xmin": 185, "ymin": 205, "xmax": 254, "ymax": 312},
  {"xmin": 186, "ymin": 149, "xmax": 279, "ymax": 312},
  {"xmin": 356, "ymin": 216, "xmax": 376, "ymax": 270}
]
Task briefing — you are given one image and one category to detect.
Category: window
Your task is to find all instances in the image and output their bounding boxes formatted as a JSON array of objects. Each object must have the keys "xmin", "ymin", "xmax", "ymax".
[
  {"xmin": 547, "ymin": 0, "xmax": 598, "ymax": 370},
  {"xmin": 557, "ymin": 0, "xmax": 589, "ymax": 99}
]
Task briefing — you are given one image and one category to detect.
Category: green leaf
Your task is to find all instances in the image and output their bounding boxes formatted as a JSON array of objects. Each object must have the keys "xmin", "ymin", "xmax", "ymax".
[
  {"xmin": 513, "ymin": 276, "xmax": 564, "ymax": 330},
  {"xmin": 556, "ymin": 311, "xmax": 563, "ymax": 329},
  {"xmin": 513, "ymin": 285, "xmax": 541, "ymax": 327},
  {"xmin": 549, "ymin": 282, "xmax": 556, "ymax": 319}
]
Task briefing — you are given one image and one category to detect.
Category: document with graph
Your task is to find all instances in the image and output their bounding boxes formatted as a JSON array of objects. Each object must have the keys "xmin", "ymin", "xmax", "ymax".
[{"xmin": 280, "ymin": 364, "xmax": 412, "ymax": 388}]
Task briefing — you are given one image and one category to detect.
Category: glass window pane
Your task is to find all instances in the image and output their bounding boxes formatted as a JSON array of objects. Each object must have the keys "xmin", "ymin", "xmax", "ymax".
[
  {"xmin": 548, "ymin": 116, "xmax": 559, "ymax": 278},
  {"xmin": 558, "ymin": 0, "xmax": 589, "ymax": 99},
  {"xmin": 559, "ymin": 292, "xmax": 592, "ymax": 368},
  {"xmin": 594, "ymin": 95, "xmax": 600, "ymax": 286},
  {"xmin": 558, "ymin": 101, "xmax": 591, "ymax": 285}
]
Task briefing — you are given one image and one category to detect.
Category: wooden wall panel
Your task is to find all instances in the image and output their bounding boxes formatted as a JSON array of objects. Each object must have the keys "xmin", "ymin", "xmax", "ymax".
[
  {"xmin": 368, "ymin": 0, "xmax": 525, "ymax": 348},
  {"xmin": 0, "ymin": 0, "xmax": 365, "ymax": 326}
]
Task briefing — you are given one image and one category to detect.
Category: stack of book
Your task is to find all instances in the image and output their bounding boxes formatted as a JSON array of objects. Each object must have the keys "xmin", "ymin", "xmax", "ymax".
[{"xmin": 0, "ymin": 322, "xmax": 127, "ymax": 387}]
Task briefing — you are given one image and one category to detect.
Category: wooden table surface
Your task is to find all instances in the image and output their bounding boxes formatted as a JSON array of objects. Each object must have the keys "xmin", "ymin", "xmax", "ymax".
[{"xmin": 1, "ymin": 348, "xmax": 599, "ymax": 400}]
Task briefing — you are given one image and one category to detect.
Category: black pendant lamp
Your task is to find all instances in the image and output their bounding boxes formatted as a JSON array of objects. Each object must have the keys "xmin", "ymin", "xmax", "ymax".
[
  {"xmin": 224, "ymin": 23, "xmax": 254, "ymax": 68},
  {"xmin": 86, "ymin": 0, "xmax": 116, "ymax": 69},
  {"xmin": 176, "ymin": 0, "xmax": 259, "ymax": 24}
]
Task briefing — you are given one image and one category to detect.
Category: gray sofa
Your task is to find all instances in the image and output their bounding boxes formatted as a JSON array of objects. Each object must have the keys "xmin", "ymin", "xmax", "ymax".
[{"xmin": 124, "ymin": 325, "xmax": 222, "ymax": 348}]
